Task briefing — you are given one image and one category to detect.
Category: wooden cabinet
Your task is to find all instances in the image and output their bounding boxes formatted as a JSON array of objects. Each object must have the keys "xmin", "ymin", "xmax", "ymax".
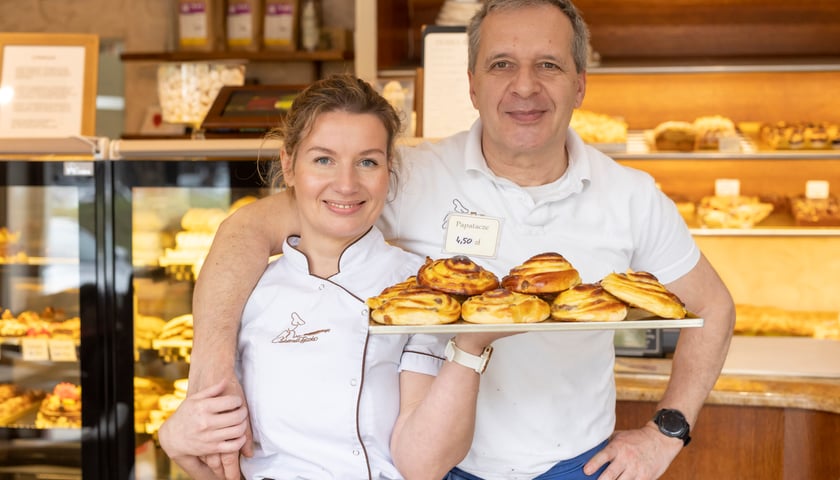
[{"xmin": 617, "ymin": 401, "xmax": 840, "ymax": 479}]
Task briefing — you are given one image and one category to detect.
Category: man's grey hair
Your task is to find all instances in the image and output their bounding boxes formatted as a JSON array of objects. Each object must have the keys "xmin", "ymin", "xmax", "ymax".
[{"xmin": 466, "ymin": 0, "xmax": 591, "ymax": 74}]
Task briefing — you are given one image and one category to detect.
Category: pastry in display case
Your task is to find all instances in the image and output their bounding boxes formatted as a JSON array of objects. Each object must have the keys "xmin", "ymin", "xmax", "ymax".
[
  {"xmin": 0, "ymin": 160, "xmax": 103, "ymax": 478},
  {"xmin": 111, "ymin": 157, "xmax": 269, "ymax": 478}
]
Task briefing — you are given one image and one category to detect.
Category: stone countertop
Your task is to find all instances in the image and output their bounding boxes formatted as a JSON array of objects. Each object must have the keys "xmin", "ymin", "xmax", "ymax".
[{"xmin": 615, "ymin": 357, "xmax": 840, "ymax": 415}]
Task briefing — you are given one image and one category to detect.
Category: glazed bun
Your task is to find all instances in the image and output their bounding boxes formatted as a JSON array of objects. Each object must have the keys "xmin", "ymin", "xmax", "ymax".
[
  {"xmin": 366, "ymin": 276, "xmax": 420, "ymax": 310},
  {"xmin": 600, "ymin": 271, "xmax": 687, "ymax": 319},
  {"xmin": 461, "ymin": 288, "xmax": 550, "ymax": 324},
  {"xmin": 551, "ymin": 283, "xmax": 628, "ymax": 322},
  {"xmin": 502, "ymin": 252, "xmax": 581, "ymax": 296},
  {"xmin": 369, "ymin": 287, "xmax": 461, "ymax": 325},
  {"xmin": 417, "ymin": 256, "xmax": 499, "ymax": 296}
]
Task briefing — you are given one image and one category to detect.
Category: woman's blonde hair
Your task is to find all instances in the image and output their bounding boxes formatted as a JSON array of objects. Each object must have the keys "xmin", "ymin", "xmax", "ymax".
[{"xmin": 262, "ymin": 74, "xmax": 402, "ymax": 190}]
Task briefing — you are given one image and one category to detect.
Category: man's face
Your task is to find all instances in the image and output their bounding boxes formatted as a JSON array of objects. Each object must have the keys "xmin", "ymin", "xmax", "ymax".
[{"xmin": 468, "ymin": 4, "xmax": 586, "ymax": 160}]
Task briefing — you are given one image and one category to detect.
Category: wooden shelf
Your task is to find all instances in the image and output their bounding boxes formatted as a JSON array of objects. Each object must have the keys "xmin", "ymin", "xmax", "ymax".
[{"xmin": 120, "ymin": 49, "xmax": 353, "ymax": 63}]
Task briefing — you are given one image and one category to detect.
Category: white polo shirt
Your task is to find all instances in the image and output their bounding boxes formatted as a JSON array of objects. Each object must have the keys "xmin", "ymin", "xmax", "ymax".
[
  {"xmin": 379, "ymin": 120, "xmax": 700, "ymax": 479},
  {"xmin": 237, "ymin": 227, "xmax": 445, "ymax": 480}
]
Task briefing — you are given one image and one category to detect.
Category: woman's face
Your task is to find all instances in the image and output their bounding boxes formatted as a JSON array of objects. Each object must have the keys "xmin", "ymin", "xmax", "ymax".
[{"xmin": 282, "ymin": 110, "xmax": 391, "ymax": 248}]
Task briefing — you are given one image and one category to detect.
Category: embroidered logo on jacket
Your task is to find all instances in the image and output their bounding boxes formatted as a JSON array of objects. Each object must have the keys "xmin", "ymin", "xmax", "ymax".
[
  {"xmin": 272, "ymin": 312, "xmax": 330, "ymax": 344},
  {"xmin": 441, "ymin": 198, "xmax": 471, "ymax": 229}
]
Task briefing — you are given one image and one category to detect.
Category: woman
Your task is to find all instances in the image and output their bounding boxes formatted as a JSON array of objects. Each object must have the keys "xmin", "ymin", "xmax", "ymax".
[{"xmin": 159, "ymin": 74, "xmax": 503, "ymax": 480}]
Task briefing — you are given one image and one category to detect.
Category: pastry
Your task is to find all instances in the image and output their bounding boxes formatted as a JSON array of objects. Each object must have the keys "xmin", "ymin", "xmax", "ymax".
[
  {"xmin": 417, "ymin": 256, "xmax": 499, "ymax": 296},
  {"xmin": 790, "ymin": 196, "xmax": 840, "ymax": 226},
  {"xmin": 366, "ymin": 276, "xmax": 421, "ymax": 310},
  {"xmin": 652, "ymin": 121, "xmax": 696, "ymax": 152},
  {"xmin": 501, "ymin": 252, "xmax": 581, "ymax": 296},
  {"xmin": 570, "ymin": 109, "xmax": 628, "ymax": 144},
  {"xmin": 600, "ymin": 271, "xmax": 687, "ymax": 319},
  {"xmin": 0, "ymin": 384, "xmax": 44, "ymax": 424},
  {"xmin": 158, "ymin": 314, "xmax": 194, "ymax": 340},
  {"xmin": 693, "ymin": 115, "xmax": 736, "ymax": 150},
  {"xmin": 551, "ymin": 284, "xmax": 628, "ymax": 322},
  {"xmin": 697, "ymin": 195, "xmax": 774, "ymax": 228},
  {"xmin": 35, "ymin": 382, "xmax": 82, "ymax": 429},
  {"xmin": 461, "ymin": 288, "xmax": 550, "ymax": 324},
  {"xmin": 370, "ymin": 287, "xmax": 461, "ymax": 325}
]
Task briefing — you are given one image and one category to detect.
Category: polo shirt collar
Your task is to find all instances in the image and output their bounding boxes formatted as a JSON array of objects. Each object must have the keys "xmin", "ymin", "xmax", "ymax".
[{"xmin": 463, "ymin": 119, "xmax": 592, "ymax": 196}]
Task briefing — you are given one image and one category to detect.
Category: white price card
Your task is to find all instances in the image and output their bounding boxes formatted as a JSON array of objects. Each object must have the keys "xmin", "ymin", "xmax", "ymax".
[
  {"xmin": 21, "ymin": 338, "xmax": 50, "ymax": 361},
  {"xmin": 443, "ymin": 213, "xmax": 502, "ymax": 258},
  {"xmin": 49, "ymin": 339, "xmax": 78, "ymax": 362},
  {"xmin": 805, "ymin": 180, "xmax": 830, "ymax": 200},
  {"xmin": 715, "ymin": 178, "xmax": 741, "ymax": 197}
]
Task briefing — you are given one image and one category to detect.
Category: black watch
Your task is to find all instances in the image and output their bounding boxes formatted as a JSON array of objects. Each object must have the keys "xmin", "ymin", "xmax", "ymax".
[{"xmin": 652, "ymin": 408, "xmax": 692, "ymax": 446}]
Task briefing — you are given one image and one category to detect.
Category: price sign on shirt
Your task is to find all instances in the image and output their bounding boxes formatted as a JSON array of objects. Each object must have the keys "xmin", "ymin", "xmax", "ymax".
[{"xmin": 443, "ymin": 213, "xmax": 502, "ymax": 258}]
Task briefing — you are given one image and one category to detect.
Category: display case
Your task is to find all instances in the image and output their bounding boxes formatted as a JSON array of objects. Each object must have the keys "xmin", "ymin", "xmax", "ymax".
[
  {"xmin": 0, "ymin": 157, "xmax": 111, "ymax": 479},
  {"xmin": 107, "ymin": 140, "xmax": 272, "ymax": 478}
]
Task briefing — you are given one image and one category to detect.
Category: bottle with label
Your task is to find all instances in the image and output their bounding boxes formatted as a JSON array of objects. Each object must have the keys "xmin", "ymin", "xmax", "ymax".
[
  {"xmin": 177, "ymin": 0, "xmax": 224, "ymax": 51},
  {"xmin": 263, "ymin": 0, "xmax": 299, "ymax": 51},
  {"xmin": 300, "ymin": 0, "xmax": 320, "ymax": 52},
  {"xmin": 226, "ymin": 0, "xmax": 262, "ymax": 51}
]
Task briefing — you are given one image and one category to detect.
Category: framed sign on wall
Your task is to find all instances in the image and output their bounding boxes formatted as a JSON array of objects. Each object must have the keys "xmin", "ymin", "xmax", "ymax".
[{"xmin": 0, "ymin": 33, "xmax": 99, "ymax": 138}]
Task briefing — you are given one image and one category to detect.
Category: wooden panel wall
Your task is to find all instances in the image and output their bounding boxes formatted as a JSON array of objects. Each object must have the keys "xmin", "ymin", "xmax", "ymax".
[
  {"xmin": 377, "ymin": 0, "xmax": 840, "ymax": 69},
  {"xmin": 576, "ymin": 0, "xmax": 840, "ymax": 59}
]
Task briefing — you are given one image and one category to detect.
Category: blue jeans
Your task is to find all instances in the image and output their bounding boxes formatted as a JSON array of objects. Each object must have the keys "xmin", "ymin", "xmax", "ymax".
[{"xmin": 443, "ymin": 439, "xmax": 609, "ymax": 480}]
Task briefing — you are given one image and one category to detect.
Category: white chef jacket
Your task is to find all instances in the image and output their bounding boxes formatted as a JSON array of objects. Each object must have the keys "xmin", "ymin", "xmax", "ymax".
[
  {"xmin": 237, "ymin": 227, "xmax": 445, "ymax": 480},
  {"xmin": 378, "ymin": 120, "xmax": 700, "ymax": 479}
]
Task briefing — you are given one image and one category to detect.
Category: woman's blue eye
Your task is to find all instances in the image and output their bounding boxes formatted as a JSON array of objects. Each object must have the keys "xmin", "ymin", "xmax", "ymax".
[
  {"xmin": 314, "ymin": 156, "xmax": 331, "ymax": 165},
  {"xmin": 360, "ymin": 158, "xmax": 378, "ymax": 167}
]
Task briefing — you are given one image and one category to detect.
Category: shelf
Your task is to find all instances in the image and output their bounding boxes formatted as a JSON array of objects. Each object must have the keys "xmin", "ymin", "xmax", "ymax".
[
  {"xmin": 120, "ymin": 49, "xmax": 354, "ymax": 63},
  {"xmin": 598, "ymin": 132, "xmax": 840, "ymax": 161},
  {"xmin": 588, "ymin": 56, "xmax": 840, "ymax": 75}
]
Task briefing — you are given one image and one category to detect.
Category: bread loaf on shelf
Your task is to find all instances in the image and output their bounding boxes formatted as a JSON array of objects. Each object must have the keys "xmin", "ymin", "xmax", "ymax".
[{"xmin": 735, "ymin": 304, "xmax": 840, "ymax": 339}]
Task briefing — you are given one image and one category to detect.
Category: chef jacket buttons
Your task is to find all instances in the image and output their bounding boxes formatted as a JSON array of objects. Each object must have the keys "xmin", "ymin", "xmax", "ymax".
[
  {"xmin": 318, "ymin": 283, "xmax": 325, "ymax": 290},
  {"xmin": 352, "ymin": 449, "xmax": 360, "ymax": 456},
  {"xmin": 350, "ymin": 378, "xmax": 358, "ymax": 386}
]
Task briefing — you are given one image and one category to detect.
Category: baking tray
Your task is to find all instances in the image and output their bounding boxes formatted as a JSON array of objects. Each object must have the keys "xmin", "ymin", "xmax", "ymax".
[{"xmin": 369, "ymin": 310, "xmax": 703, "ymax": 335}]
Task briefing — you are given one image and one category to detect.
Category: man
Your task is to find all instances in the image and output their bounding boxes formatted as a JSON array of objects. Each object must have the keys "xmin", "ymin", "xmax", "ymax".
[{"xmin": 187, "ymin": 1, "xmax": 735, "ymax": 479}]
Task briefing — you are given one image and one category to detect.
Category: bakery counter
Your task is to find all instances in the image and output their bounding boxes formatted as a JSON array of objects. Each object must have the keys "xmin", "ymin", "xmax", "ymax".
[
  {"xmin": 614, "ymin": 345, "xmax": 840, "ymax": 479},
  {"xmin": 615, "ymin": 354, "xmax": 840, "ymax": 414}
]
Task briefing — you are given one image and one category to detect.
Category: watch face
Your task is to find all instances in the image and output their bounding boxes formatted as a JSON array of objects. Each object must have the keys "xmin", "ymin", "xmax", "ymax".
[{"xmin": 659, "ymin": 410, "xmax": 688, "ymax": 435}]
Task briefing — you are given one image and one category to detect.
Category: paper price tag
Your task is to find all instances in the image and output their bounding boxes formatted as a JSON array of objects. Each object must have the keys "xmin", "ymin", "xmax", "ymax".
[
  {"xmin": 49, "ymin": 339, "xmax": 79, "ymax": 362},
  {"xmin": 21, "ymin": 338, "xmax": 50, "ymax": 361},
  {"xmin": 443, "ymin": 213, "xmax": 502, "ymax": 258},
  {"xmin": 805, "ymin": 180, "xmax": 829, "ymax": 200},
  {"xmin": 714, "ymin": 178, "xmax": 741, "ymax": 197}
]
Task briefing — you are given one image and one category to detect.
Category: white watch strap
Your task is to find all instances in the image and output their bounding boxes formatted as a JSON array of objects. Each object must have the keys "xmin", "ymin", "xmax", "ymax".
[{"xmin": 445, "ymin": 338, "xmax": 492, "ymax": 374}]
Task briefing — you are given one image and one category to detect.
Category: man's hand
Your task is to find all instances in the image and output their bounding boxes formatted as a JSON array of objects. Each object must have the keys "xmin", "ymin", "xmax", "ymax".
[
  {"xmin": 195, "ymin": 378, "xmax": 254, "ymax": 480},
  {"xmin": 583, "ymin": 423, "xmax": 683, "ymax": 480},
  {"xmin": 159, "ymin": 380, "xmax": 248, "ymax": 457}
]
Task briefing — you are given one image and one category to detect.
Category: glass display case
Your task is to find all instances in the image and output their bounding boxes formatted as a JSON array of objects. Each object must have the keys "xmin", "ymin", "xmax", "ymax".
[
  {"xmin": 0, "ymin": 159, "xmax": 109, "ymax": 479},
  {"xmin": 109, "ymin": 150, "xmax": 270, "ymax": 479}
]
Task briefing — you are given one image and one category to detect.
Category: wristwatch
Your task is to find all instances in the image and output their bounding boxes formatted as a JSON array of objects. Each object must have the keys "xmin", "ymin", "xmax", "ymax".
[
  {"xmin": 444, "ymin": 338, "xmax": 493, "ymax": 374},
  {"xmin": 652, "ymin": 408, "xmax": 692, "ymax": 446}
]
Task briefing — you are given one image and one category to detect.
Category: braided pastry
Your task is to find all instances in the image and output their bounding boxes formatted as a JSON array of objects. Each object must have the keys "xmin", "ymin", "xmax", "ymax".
[
  {"xmin": 369, "ymin": 287, "xmax": 461, "ymax": 325},
  {"xmin": 502, "ymin": 252, "xmax": 581, "ymax": 295},
  {"xmin": 600, "ymin": 272, "xmax": 686, "ymax": 319},
  {"xmin": 417, "ymin": 256, "xmax": 499, "ymax": 296},
  {"xmin": 461, "ymin": 288, "xmax": 550, "ymax": 324},
  {"xmin": 551, "ymin": 284, "xmax": 628, "ymax": 322}
]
